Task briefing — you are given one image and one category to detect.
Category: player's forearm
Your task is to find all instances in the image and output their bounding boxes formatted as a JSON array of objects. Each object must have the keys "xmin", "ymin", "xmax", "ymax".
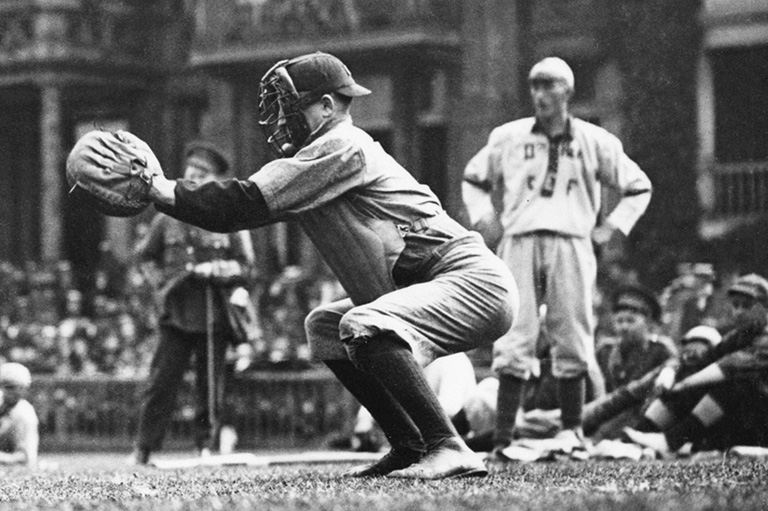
[
  {"xmin": 604, "ymin": 190, "xmax": 652, "ymax": 236},
  {"xmin": 156, "ymin": 179, "xmax": 274, "ymax": 233},
  {"xmin": 461, "ymin": 181, "xmax": 495, "ymax": 226}
]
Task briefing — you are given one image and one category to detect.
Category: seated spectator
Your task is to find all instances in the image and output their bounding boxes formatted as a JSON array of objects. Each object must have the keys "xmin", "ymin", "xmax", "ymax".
[
  {"xmin": 625, "ymin": 273, "xmax": 768, "ymax": 456},
  {"xmin": 460, "ymin": 326, "xmax": 724, "ymax": 454},
  {"xmin": 0, "ymin": 362, "xmax": 39, "ymax": 466},
  {"xmin": 527, "ymin": 326, "xmax": 723, "ymax": 435},
  {"xmin": 596, "ymin": 285, "xmax": 676, "ymax": 394},
  {"xmin": 659, "ymin": 263, "xmax": 728, "ymax": 342}
]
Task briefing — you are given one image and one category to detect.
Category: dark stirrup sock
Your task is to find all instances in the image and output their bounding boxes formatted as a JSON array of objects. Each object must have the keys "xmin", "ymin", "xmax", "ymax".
[
  {"xmin": 324, "ymin": 359, "xmax": 424, "ymax": 454},
  {"xmin": 634, "ymin": 417, "xmax": 662, "ymax": 433},
  {"xmin": 353, "ymin": 336, "xmax": 459, "ymax": 450},
  {"xmin": 664, "ymin": 415, "xmax": 707, "ymax": 452},
  {"xmin": 558, "ymin": 375, "xmax": 586, "ymax": 430},
  {"xmin": 493, "ymin": 374, "xmax": 525, "ymax": 448}
]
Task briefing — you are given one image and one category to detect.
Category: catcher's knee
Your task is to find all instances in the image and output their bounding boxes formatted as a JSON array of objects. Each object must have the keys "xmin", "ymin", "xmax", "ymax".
[{"xmin": 344, "ymin": 333, "xmax": 410, "ymax": 371}]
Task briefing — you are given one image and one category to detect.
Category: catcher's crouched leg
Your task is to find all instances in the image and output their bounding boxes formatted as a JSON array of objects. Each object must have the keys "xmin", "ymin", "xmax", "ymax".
[{"xmin": 66, "ymin": 129, "xmax": 163, "ymax": 217}]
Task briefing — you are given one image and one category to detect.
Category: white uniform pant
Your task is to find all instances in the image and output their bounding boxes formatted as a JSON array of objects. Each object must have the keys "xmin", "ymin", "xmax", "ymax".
[{"xmin": 492, "ymin": 232, "xmax": 596, "ymax": 380}]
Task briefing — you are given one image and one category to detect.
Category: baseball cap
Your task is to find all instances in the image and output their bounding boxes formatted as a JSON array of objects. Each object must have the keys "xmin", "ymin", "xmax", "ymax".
[
  {"xmin": 612, "ymin": 285, "xmax": 661, "ymax": 322},
  {"xmin": 681, "ymin": 325, "xmax": 722, "ymax": 347},
  {"xmin": 727, "ymin": 273, "xmax": 768, "ymax": 305},
  {"xmin": 529, "ymin": 57, "xmax": 575, "ymax": 90},
  {"xmin": 0, "ymin": 362, "xmax": 32, "ymax": 388},
  {"xmin": 184, "ymin": 141, "xmax": 230, "ymax": 176},
  {"xmin": 286, "ymin": 52, "xmax": 371, "ymax": 98}
]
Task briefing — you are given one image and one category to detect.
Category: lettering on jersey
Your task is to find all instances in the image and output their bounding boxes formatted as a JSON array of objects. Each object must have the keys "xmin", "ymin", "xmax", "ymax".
[
  {"xmin": 527, "ymin": 176, "xmax": 536, "ymax": 190},
  {"xmin": 567, "ymin": 179, "xmax": 579, "ymax": 193},
  {"xmin": 524, "ymin": 144, "xmax": 535, "ymax": 160}
]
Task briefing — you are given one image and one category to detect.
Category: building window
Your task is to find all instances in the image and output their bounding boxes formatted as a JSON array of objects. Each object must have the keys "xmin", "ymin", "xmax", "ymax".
[{"xmin": 711, "ymin": 45, "xmax": 768, "ymax": 163}]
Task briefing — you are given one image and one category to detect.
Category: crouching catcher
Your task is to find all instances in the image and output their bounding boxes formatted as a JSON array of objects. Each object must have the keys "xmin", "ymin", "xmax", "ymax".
[{"xmin": 139, "ymin": 52, "xmax": 519, "ymax": 479}]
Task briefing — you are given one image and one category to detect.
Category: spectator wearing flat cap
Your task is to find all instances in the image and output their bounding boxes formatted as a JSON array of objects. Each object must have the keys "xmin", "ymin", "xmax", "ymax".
[
  {"xmin": 626, "ymin": 273, "xmax": 768, "ymax": 456},
  {"xmin": 128, "ymin": 141, "xmax": 258, "ymax": 466},
  {"xmin": 596, "ymin": 285, "xmax": 676, "ymax": 394}
]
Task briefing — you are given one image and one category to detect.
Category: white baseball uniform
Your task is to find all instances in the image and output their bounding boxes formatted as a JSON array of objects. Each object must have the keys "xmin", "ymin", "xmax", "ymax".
[{"xmin": 464, "ymin": 117, "xmax": 652, "ymax": 379}]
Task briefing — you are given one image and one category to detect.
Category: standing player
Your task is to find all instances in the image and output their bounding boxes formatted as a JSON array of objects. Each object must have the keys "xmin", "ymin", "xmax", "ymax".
[
  {"xmin": 463, "ymin": 57, "xmax": 652, "ymax": 462},
  {"xmin": 142, "ymin": 52, "xmax": 519, "ymax": 479},
  {"xmin": 128, "ymin": 142, "xmax": 256, "ymax": 466},
  {"xmin": 0, "ymin": 362, "xmax": 39, "ymax": 466}
]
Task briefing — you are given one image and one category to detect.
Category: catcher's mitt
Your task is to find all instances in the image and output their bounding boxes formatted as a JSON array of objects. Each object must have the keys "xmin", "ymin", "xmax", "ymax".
[{"xmin": 66, "ymin": 130, "xmax": 163, "ymax": 217}]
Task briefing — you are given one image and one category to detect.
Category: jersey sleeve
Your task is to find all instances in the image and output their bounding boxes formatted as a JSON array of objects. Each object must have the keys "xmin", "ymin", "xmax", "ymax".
[
  {"xmin": 596, "ymin": 135, "xmax": 653, "ymax": 235},
  {"xmin": 462, "ymin": 140, "xmax": 500, "ymax": 225},
  {"xmin": 250, "ymin": 137, "xmax": 365, "ymax": 215}
]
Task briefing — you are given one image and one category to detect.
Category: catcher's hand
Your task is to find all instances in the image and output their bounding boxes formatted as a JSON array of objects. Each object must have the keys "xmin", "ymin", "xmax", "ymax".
[{"xmin": 66, "ymin": 130, "xmax": 163, "ymax": 217}]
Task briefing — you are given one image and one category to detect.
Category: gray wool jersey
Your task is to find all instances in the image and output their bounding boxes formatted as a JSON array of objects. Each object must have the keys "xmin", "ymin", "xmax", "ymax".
[{"xmin": 250, "ymin": 118, "xmax": 448, "ymax": 305}]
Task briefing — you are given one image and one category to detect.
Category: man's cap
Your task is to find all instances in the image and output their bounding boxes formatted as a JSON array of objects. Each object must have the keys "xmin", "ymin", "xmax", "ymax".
[
  {"xmin": 529, "ymin": 57, "xmax": 575, "ymax": 90},
  {"xmin": 184, "ymin": 141, "xmax": 230, "ymax": 176},
  {"xmin": 728, "ymin": 273, "xmax": 768, "ymax": 305},
  {"xmin": 681, "ymin": 325, "xmax": 722, "ymax": 347},
  {"xmin": 0, "ymin": 362, "xmax": 31, "ymax": 388},
  {"xmin": 612, "ymin": 285, "xmax": 661, "ymax": 322},
  {"xmin": 285, "ymin": 52, "xmax": 371, "ymax": 98}
]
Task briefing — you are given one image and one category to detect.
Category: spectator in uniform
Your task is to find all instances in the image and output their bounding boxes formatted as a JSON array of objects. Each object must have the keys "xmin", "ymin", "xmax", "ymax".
[
  {"xmin": 596, "ymin": 285, "xmax": 676, "ymax": 394},
  {"xmin": 128, "ymin": 141, "xmax": 257, "ymax": 466}
]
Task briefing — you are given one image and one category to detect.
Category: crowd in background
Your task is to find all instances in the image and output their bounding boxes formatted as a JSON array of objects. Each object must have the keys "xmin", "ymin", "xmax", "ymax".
[
  {"xmin": 0, "ymin": 246, "xmax": 347, "ymax": 379},
  {"xmin": 0, "ymin": 246, "xmax": 745, "ymax": 380},
  {"xmin": 0, "ymin": 255, "xmax": 743, "ymax": 377}
]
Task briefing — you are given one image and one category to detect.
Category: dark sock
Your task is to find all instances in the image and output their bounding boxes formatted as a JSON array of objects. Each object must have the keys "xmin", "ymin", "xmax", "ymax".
[
  {"xmin": 558, "ymin": 376, "xmax": 585, "ymax": 430},
  {"xmin": 634, "ymin": 416, "xmax": 661, "ymax": 433},
  {"xmin": 324, "ymin": 359, "xmax": 424, "ymax": 454},
  {"xmin": 354, "ymin": 336, "xmax": 458, "ymax": 451},
  {"xmin": 493, "ymin": 374, "xmax": 525, "ymax": 448},
  {"xmin": 664, "ymin": 415, "xmax": 707, "ymax": 452},
  {"xmin": 452, "ymin": 409, "xmax": 471, "ymax": 437}
]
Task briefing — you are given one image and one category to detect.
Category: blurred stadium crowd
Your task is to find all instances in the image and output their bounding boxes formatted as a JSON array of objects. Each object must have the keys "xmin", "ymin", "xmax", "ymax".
[
  {"xmin": 0, "ymin": 253, "xmax": 742, "ymax": 378},
  {"xmin": 0, "ymin": 248, "xmax": 350, "ymax": 378}
]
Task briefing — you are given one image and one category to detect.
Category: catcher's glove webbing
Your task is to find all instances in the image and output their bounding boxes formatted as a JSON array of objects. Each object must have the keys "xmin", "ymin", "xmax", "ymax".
[{"xmin": 66, "ymin": 130, "xmax": 162, "ymax": 217}]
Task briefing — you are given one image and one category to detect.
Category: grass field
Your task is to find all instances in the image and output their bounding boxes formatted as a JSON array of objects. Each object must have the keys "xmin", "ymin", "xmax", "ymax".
[{"xmin": 0, "ymin": 451, "xmax": 765, "ymax": 510}]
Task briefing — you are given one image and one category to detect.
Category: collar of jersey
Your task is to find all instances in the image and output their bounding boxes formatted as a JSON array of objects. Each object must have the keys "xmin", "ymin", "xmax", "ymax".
[{"xmin": 531, "ymin": 116, "xmax": 574, "ymax": 142}]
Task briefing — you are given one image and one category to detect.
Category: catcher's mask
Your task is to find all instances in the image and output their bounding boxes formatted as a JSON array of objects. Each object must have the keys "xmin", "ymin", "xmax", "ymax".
[{"xmin": 258, "ymin": 52, "xmax": 370, "ymax": 158}]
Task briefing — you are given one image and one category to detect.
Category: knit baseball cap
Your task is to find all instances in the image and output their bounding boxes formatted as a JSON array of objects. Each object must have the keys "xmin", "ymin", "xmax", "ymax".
[
  {"xmin": 681, "ymin": 325, "xmax": 722, "ymax": 347},
  {"xmin": 286, "ymin": 52, "xmax": 371, "ymax": 98},
  {"xmin": 0, "ymin": 362, "xmax": 32, "ymax": 388},
  {"xmin": 728, "ymin": 273, "xmax": 768, "ymax": 305},
  {"xmin": 529, "ymin": 57, "xmax": 575, "ymax": 89}
]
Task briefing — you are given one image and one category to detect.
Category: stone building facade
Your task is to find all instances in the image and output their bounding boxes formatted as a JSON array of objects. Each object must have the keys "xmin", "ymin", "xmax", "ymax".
[{"xmin": 1, "ymin": 0, "xmax": 765, "ymax": 294}]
